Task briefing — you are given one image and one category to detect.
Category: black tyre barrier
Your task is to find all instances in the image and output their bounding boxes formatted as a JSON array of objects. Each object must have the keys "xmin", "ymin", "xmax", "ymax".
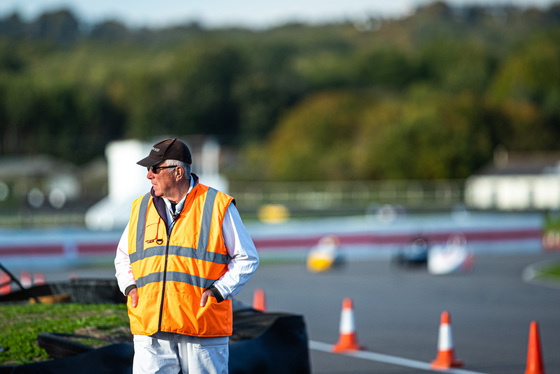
[
  {"xmin": 229, "ymin": 312, "xmax": 311, "ymax": 374},
  {"xmin": 0, "ymin": 365, "xmax": 17, "ymax": 374},
  {"xmin": 10, "ymin": 343, "xmax": 134, "ymax": 374},
  {"xmin": 0, "ymin": 279, "xmax": 126, "ymax": 305},
  {"xmin": 0, "ymin": 284, "xmax": 55, "ymax": 304},
  {"xmin": 36, "ymin": 332, "xmax": 99, "ymax": 359},
  {"xmin": 58, "ymin": 279, "xmax": 126, "ymax": 304}
]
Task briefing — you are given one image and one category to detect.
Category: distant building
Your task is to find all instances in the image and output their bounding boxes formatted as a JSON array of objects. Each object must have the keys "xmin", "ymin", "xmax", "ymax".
[{"xmin": 465, "ymin": 148, "xmax": 560, "ymax": 211}]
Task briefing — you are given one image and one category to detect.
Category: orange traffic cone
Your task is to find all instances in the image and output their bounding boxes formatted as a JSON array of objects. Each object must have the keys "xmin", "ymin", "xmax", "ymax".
[
  {"xmin": 20, "ymin": 271, "xmax": 32, "ymax": 288},
  {"xmin": 525, "ymin": 321, "xmax": 545, "ymax": 374},
  {"xmin": 431, "ymin": 311, "xmax": 463, "ymax": 369},
  {"xmin": 0, "ymin": 271, "xmax": 10, "ymax": 295},
  {"xmin": 332, "ymin": 298, "xmax": 364, "ymax": 353},
  {"xmin": 34, "ymin": 272, "xmax": 45, "ymax": 286},
  {"xmin": 253, "ymin": 288, "xmax": 267, "ymax": 312}
]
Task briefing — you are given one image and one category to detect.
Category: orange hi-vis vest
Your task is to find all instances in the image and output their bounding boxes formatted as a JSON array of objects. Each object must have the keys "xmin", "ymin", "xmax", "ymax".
[{"xmin": 127, "ymin": 183, "xmax": 234, "ymax": 337}]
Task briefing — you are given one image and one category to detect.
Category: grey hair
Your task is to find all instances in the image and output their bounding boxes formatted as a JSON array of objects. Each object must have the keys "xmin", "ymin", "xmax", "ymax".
[{"xmin": 166, "ymin": 159, "xmax": 191, "ymax": 178}]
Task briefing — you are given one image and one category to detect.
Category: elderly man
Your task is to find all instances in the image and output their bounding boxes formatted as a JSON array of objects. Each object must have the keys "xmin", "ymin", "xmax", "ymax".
[{"xmin": 115, "ymin": 137, "xmax": 259, "ymax": 374}]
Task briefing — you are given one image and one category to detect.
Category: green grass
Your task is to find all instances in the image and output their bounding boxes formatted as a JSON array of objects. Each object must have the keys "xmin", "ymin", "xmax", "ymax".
[
  {"xmin": 539, "ymin": 262, "xmax": 560, "ymax": 280},
  {"xmin": 0, "ymin": 303, "xmax": 129, "ymax": 365}
]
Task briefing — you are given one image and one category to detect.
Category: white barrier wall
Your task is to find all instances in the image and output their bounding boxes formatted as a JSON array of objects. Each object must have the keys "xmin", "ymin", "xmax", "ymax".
[
  {"xmin": 106, "ymin": 140, "xmax": 152, "ymax": 202},
  {"xmin": 85, "ymin": 139, "xmax": 152, "ymax": 231},
  {"xmin": 465, "ymin": 174, "xmax": 560, "ymax": 211}
]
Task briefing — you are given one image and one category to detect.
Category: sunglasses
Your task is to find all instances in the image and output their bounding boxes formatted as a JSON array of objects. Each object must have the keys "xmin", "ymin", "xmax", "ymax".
[{"xmin": 147, "ymin": 165, "xmax": 177, "ymax": 174}]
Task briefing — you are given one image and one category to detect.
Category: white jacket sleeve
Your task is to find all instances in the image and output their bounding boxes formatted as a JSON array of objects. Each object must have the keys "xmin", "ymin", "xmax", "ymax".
[
  {"xmin": 114, "ymin": 223, "xmax": 136, "ymax": 295},
  {"xmin": 212, "ymin": 204, "xmax": 259, "ymax": 300}
]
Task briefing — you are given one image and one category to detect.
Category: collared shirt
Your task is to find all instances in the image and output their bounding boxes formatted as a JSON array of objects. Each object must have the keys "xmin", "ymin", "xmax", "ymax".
[
  {"xmin": 163, "ymin": 189, "xmax": 187, "ymax": 235},
  {"xmin": 114, "ymin": 176, "xmax": 259, "ymax": 302}
]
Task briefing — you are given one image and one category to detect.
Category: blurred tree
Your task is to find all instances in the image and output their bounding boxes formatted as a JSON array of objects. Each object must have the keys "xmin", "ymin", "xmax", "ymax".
[
  {"xmin": 0, "ymin": 12, "xmax": 26, "ymax": 39},
  {"xmin": 28, "ymin": 9, "xmax": 80, "ymax": 44},
  {"xmin": 416, "ymin": 37, "xmax": 496, "ymax": 93},
  {"xmin": 0, "ymin": 77, "xmax": 124, "ymax": 163},
  {"xmin": 263, "ymin": 91, "xmax": 370, "ymax": 181},
  {"xmin": 415, "ymin": 1, "xmax": 454, "ymax": 20},
  {"xmin": 294, "ymin": 51, "xmax": 354, "ymax": 90},
  {"xmin": 351, "ymin": 89, "xmax": 494, "ymax": 180},
  {"xmin": 375, "ymin": 90, "xmax": 494, "ymax": 179},
  {"xmin": 124, "ymin": 44, "xmax": 243, "ymax": 142},
  {"xmin": 353, "ymin": 46, "xmax": 416, "ymax": 89},
  {"xmin": 263, "ymin": 89, "xmax": 494, "ymax": 181},
  {"xmin": 488, "ymin": 30, "xmax": 560, "ymax": 150},
  {"xmin": 89, "ymin": 20, "xmax": 130, "ymax": 42},
  {"xmin": 234, "ymin": 43, "xmax": 307, "ymax": 143},
  {"xmin": 0, "ymin": 3, "xmax": 558, "ymax": 181},
  {"xmin": 0, "ymin": 40, "xmax": 25, "ymax": 72}
]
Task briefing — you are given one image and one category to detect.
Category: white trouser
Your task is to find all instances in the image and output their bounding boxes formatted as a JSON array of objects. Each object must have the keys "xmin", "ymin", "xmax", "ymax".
[{"xmin": 132, "ymin": 332, "xmax": 229, "ymax": 374}]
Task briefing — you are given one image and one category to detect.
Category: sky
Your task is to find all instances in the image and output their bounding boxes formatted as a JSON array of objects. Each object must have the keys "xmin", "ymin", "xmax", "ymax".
[{"xmin": 0, "ymin": 0, "xmax": 558, "ymax": 29}]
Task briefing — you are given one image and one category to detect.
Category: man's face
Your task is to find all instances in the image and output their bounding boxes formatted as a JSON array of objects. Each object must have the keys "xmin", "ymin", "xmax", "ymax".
[{"xmin": 147, "ymin": 163, "xmax": 177, "ymax": 199}]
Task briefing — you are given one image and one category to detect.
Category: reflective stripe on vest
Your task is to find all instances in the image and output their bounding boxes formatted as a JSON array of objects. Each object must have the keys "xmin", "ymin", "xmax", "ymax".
[{"xmin": 135, "ymin": 271, "xmax": 215, "ymax": 290}]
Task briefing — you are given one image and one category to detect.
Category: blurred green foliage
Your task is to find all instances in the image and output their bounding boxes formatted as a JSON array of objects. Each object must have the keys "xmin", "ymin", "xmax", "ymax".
[
  {"xmin": 0, "ymin": 303, "xmax": 129, "ymax": 364},
  {"xmin": 0, "ymin": 2, "xmax": 559, "ymax": 181}
]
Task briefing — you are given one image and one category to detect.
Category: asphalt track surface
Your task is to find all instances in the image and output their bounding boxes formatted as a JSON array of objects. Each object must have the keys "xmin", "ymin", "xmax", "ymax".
[
  {"xmin": 31, "ymin": 251, "xmax": 560, "ymax": 373},
  {"xmin": 235, "ymin": 252, "xmax": 560, "ymax": 374}
]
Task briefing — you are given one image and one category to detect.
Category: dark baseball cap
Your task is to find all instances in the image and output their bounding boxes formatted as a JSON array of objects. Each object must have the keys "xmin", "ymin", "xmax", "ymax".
[{"xmin": 137, "ymin": 138, "xmax": 192, "ymax": 167}]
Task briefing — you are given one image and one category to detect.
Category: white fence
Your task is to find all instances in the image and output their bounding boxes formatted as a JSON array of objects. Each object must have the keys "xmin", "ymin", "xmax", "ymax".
[{"xmin": 229, "ymin": 179, "xmax": 465, "ymax": 215}]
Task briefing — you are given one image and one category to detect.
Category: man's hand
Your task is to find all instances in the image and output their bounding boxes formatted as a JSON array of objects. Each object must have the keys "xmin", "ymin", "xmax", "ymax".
[
  {"xmin": 200, "ymin": 289, "xmax": 213, "ymax": 307},
  {"xmin": 128, "ymin": 288, "xmax": 138, "ymax": 308}
]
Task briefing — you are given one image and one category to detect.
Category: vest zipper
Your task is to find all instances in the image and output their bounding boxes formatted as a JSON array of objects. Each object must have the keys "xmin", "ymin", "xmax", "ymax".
[{"xmin": 157, "ymin": 220, "xmax": 176, "ymax": 332}]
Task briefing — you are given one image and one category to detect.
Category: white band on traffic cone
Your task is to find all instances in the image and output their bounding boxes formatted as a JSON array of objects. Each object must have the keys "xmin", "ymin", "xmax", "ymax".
[
  {"xmin": 339, "ymin": 307, "xmax": 356, "ymax": 334},
  {"xmin": 438, "ymin": 323, "xmax": 452, "ymax": 350}
]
